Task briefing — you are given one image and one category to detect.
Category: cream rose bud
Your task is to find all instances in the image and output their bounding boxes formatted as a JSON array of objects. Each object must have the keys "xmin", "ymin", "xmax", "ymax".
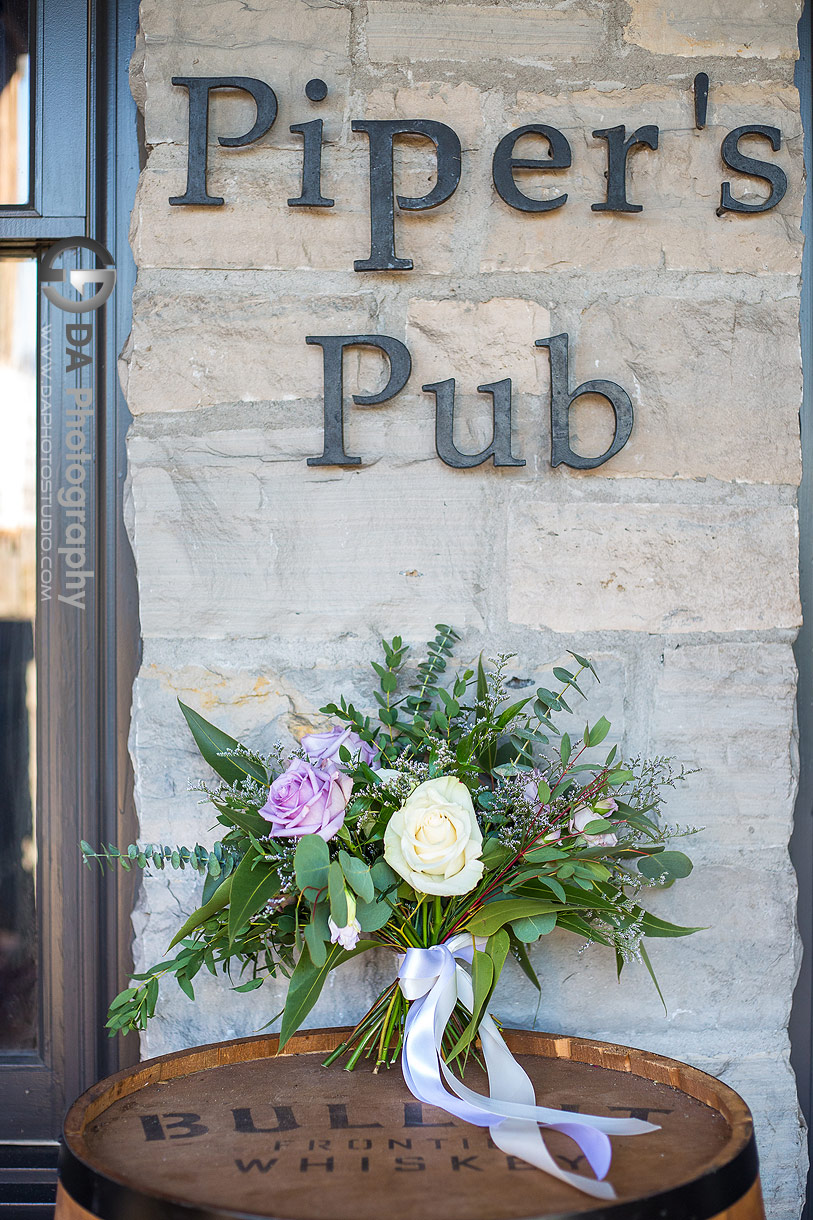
[
  {"xmin": 383, "ymin": 776, "xmax": 484, "ymax": 896},
  {"xmin": 570, "ymin": 804, "xmax": 618, "ymax": 848}
]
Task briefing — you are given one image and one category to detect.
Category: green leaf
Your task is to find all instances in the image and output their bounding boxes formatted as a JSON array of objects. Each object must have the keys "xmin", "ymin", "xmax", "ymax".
[
  {"xmin": 481, "ymin": 837, "xmax": 512, "ymax": 869},
  {"xmin": 553, "ymin": 667, "xmax": 573, "ymax": 684},
  {"xmin": 477, "ymin": 655, "xmax": 488, "ymax": 706},
  {"xmin": 533, "ymin": 875, "xmax": 567, "ymax": 903},
  {"xmin": 355, "ymin": 896, "xmax": 392, "ymax": 931},
  {"xmin": 496, "ymin": 697, "xmax": 532, "ymax": 729},
  {"xmin": 227, "ymin": 853, "xmax": 280, "ymax": 945},
  {"xmin": 486, "ymin": 927, "xmax": 511, "ymax": 986},
  {"xmin": 466, "ymin": 899, "xmax": 560, "ymax": 937},
  {"xmin": 524, "ymin": 846, "xmax": 565, "ymax": 863},
  {"xmin": 146, "ymin": 975, "xmax": 159, "ymax": 1018},
  {"xmin": 294, "ymin": 834, "xmax": 330, "ymax": 899},
  {"xmin": 177, "ymin": 975, "xmax": 195, "ymax": 1002},
  {"xmin": 338, "ymin": 851, "xmax": 375, "ymax": 904},
  {"xmin": 638, "ymin": 851, "xmax": 693, "ymax": 881},
  {"xmin": 178, "ymin": 700, "xmax": 268, "ymax": 786},
  {"xmin": 328, "ymin": 860, "xmax": 348, "ymax": 926},
  {"xmin": 639, "ymin": 940, "xmax": 667, "ymax": 1013},
  {"xmin": 371, "ymin": 857, "xmax": 400, "ymax": 894},
  {"xmin": 446, "ymin": 948, "xmax": 493, "ymax": 1060},
  {"xmin": 640, "ymin": 910, "xmax": 705, "ymax": 938},
  {"xmin": 510, "ymin": 911, "xmax": 557, "ymax": 941},
  {"xmin": 560, "ymin": 733, "xmax": 571, "ymax": 767},
  {"xmin": 108, "ymin": 987, "xmax": 138, "ymax": 1011},
  {"xmin": 278, "ymin": 941, "xmax": 378, "ymax": 1050},
  {"xmin": 508, "ymin": 930, "xmax": 541, "ymax": 991},
  {"xmin": 586, "ymin": 717, "xmax": 610, "ymax": 747},
  {"xmin": 304, "ymin": 918, "xmax": 327, "ymax": 967},
  {"xmin": 168, "ymin": 877, "xmax": 233, "ymax": 950},
  {"xmin": 222, "ymin": 806, "xmax": 273, "ymax": 839},
  {"xmin": 607, "ymin": 769, "xmax": 634, "ymax": 786},
  {"xmin": 535, "ymin": 779, "xmax": 551, "ymax": 804},
  {"xmin": 233, "ymin": 977, "xmax": 265, "ymax": 993},
  {"xmin": 582, "ymin": 818, "xmax": 614, "ymax": 833}
]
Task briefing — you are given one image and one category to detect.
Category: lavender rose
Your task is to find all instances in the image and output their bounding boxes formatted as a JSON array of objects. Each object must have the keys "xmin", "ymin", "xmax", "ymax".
[
  {"xmin": 301, "ymin": 726, "xmax": 380, "ymax": 770},
  {"xmin": 259, "ymin": 758, "xmax": 352, "ymax": 840}
]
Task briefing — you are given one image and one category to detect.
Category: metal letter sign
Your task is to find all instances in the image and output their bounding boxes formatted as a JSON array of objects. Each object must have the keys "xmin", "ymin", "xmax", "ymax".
[
  {"xmin": 426, "ymin": 379, "xmax": 525, "ymax": 468},
  {"xmin": 492, "ymin": 125, "xmax": 572, "ymax": 212},
  {"xmin": 591, "ymin": 125, "xmax": 660, "ymax": 213},
  {"xmin": 351, "ymin": 120, "xmax": 462, "ymax": 271},
  {"xmin": 169, "ymin": 77, "xmax": 278, "ymax": 206},
  {"xmin": 536, "ymin": 334, "xmax": 634, "ymax": 470},
  {"xmin": 306, "ymin": 335, "xmax": 413, "ymax": 466},
  {"xmin": 719, "ymin": 126, "xmax": 788, "ymax": 213},
  {"xmin": 163, "ymin": 75, "xmax": 791, "ymax": 472}
]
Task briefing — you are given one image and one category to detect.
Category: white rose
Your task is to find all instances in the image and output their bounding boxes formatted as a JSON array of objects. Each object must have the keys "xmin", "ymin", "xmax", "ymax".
[
  {"xmin": 570, "ymin": 804, "xmax": 618, "ymax": 848},
  {"xmin": 383, "ymin": 776, "xmax": 484, "ymax": 896}
]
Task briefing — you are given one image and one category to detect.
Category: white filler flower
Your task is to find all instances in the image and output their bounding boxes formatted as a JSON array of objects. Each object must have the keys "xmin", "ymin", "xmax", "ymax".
[{"xmin": 384, "ymin": 775, "xmax": 484, "ymax": 896}]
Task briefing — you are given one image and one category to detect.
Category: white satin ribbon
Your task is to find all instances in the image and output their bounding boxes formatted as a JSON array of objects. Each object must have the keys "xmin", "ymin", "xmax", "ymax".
[{"xmin": 397, "ymin": 934, "xmax": 659, "ymax": 1200}]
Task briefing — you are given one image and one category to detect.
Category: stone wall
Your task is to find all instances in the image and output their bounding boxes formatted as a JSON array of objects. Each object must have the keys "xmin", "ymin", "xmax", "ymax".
[{"xmin": 123, "ymin": 1, "xmax": 807, "ymax": 1214}]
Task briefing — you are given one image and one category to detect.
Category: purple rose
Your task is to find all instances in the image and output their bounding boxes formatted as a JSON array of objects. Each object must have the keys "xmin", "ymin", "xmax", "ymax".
[
  {"xmin": 260, "ymin": 758, "xmax": 352, "ymax": 840},
  {"xmin": 301, "ymin": 726, "xmax": 380, "ymax": 770}
]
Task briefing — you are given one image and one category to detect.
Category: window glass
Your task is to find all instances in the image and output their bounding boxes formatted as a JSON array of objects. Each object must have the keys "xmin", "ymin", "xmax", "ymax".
[
  {"xmin": 0, "ymin": 256, "xmax": 37, "ymax": 1050},
  {"xmin": 0, "ymin": 0, "xmax": 30, "ymax": 205}
]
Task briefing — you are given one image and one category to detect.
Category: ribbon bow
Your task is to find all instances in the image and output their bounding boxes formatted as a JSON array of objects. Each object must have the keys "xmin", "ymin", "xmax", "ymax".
[{"xmin": 397, "ymin": 934, "xmax": 658, "ymax": 1200}]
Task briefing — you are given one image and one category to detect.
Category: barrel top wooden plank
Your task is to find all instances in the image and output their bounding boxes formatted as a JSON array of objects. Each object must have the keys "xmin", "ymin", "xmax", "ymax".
[{"xmin": 59, "ymin": 1029, "xmax": 759, "ymax": 1220}]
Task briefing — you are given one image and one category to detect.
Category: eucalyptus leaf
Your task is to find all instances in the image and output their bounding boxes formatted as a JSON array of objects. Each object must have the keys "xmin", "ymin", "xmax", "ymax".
[
  {"xmin": 638, "ymin": 850, "xmax": 693, "ymax": 880},
  {"xmin": 510, "ymin": 911, "xmax": 557, "ymax": 942},
  {"xmin": 338, "ymin": 851, "xmax": 375, "ymax": 903},
  {"xmin": 294, "ymin": 834, "xmax": 330, "ymax": 899},
  {"xmin": 328, "ymin": 860, "xmax": 348, "ymax": 926},
  {"xmin": 355, "ymin": 896, "xmax": 392, "ymax": 931},
  {"xmin": 304, "ymin": 918, "xmax": 327, "ymax": 967}
]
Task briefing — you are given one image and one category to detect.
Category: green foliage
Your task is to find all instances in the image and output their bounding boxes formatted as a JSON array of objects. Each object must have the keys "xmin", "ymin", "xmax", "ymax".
[{"xmin": 96, "ymin": 627, "xmax": 700, "ymax": 1068}]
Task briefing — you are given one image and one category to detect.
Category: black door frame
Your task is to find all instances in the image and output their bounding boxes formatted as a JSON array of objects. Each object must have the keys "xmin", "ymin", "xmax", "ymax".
[{"xmin": 0, "ymin": 0, "xmax": 140, "ymax": 1207}]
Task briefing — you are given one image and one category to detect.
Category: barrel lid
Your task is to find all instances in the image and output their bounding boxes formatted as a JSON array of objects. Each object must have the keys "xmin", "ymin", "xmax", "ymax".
[{"xmin": 59, "ymin": 1029, "xmax": 758, "ymax": 1220}]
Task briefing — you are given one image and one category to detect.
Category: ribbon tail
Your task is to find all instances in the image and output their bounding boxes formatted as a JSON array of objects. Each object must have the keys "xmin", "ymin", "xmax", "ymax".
[
  {"xmin": 396, "ymin": 938, "xmax": 658, "ymax": 1200},
  {"xmin": 489, "ymin": 1119, "xmax": 617, "ymax": 1201}
]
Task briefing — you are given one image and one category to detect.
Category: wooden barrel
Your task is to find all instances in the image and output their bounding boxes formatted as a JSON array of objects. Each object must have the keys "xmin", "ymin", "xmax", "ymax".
[{"xmin": 56, "ymin": 1028, "xmax": 764, "ymax": 1220}]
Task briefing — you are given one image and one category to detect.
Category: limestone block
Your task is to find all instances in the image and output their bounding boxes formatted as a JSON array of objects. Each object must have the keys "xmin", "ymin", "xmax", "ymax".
[
  {"xmin": 481, "ymin": 85, "xmax": 803, "ymax": 276},
  {"xmin": 138, "ymin": 0, "xmax": 351, "ymax": 148},
  {"xmin": 507, "ymin": 501, "xmax": 801, "ymax": 633},
  {"xmin": 365, "ymin": 3, "xmax": 605, "ymax": 65},
  {"xmin": 128, "ymin": 441, "xmax": 505, "ymax": 638},
  {"xmin": 406, "ymin": 297, "xmax": 551, "ymax": 389},
  {"xmin": 649, "ymin": 644, "xmax": 797, "ymax": 851},
  {"xmin": 361, "ymin": 82, "xmax": 486, "ymax": 152},
  {"xmin": 623, "ymin": 0, "xmax": 802, "ymax": 59},
  {"xmin": 126, "ymin": 273, "xmax": 381, "ymax": 413},
  {"xmin": 131, "ymin": 142, "xmax": 467, "ymax": 274},
  {"xmin": 569, "ymin": 294, "xmax": 802, "ymax": 484}
]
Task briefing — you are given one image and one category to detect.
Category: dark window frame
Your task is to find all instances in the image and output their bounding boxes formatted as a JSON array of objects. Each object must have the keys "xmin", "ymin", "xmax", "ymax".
[{"xmin": 0, "ymin": 0, "xmax": 140, "ymax": 1206}]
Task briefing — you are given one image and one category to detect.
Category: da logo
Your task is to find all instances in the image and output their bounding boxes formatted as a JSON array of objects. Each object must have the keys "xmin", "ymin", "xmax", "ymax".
[{"xmin": 40, "ymin": 237, "xmax": 116, "ymax": 313}]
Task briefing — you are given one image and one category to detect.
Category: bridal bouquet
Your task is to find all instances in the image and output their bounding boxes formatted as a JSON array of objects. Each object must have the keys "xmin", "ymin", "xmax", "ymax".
[{"xmin": 85, "ymin": 626, "xmax": 698, "ymax": 1197}]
